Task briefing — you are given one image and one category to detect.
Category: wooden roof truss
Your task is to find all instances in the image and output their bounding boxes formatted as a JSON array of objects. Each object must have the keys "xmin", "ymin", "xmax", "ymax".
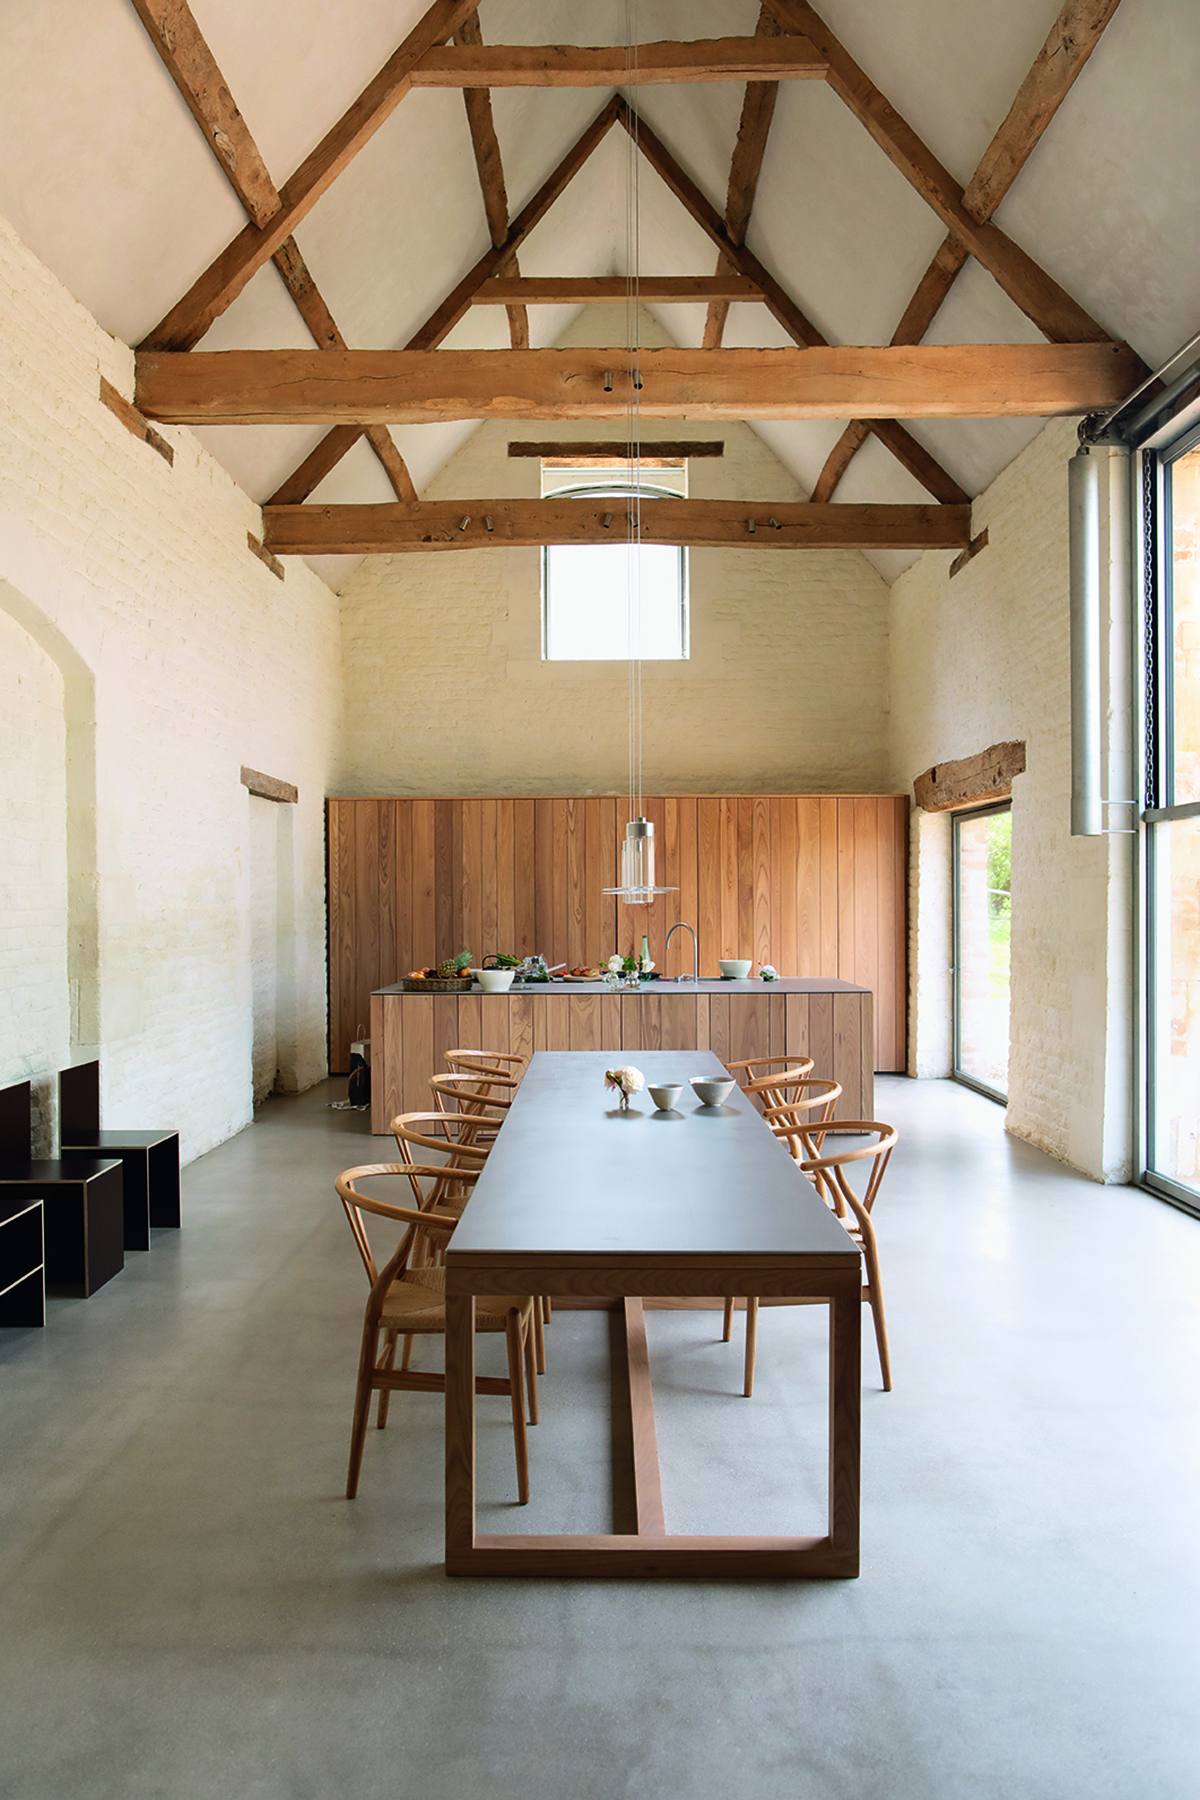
[{"xmin": 128, "ymin": 0, "xmax": 1133, "ymax": 559}]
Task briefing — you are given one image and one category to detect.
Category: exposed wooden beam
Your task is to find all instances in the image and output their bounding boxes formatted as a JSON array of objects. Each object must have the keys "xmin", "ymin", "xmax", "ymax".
[
  {"xmin": 509, "ymin": 440, "xmax": 725, "ymax": 459},
  {"xmin": 815, "ymin": 0, "xmax": 1127, "ymax": 501},
  {"xmin": 268, "ymin": 238, "xmax": 418, "ymax": 500},
  {"xmin": 964, "ymin": 0, "xmax": 1125, "ymax": 221},
  {"xmin": 246, "ymin": 531, "xmax": 285, "ymax": 580},
  {"xmin": 914, "ymin": 741, "xmax": 1026, "ymax": 812},
  {"xmin": 138, "ymin": 343, "xmax": 1142, "ymax": 427},
  {"xmin": 263, "ymin": 497, "xmax": 972, "ymax": 556},
  {"xmin": 619, "ymin": 101, "xmax": 968, "ymax": 501},
  {"xmin": 99, "ymin": 376, "xmax": 175, "ymax": 466},
  {"xmin": 240, "ymin": 766, "xmax": 298, "ymax": 803},
  {"xmin": 139, "ymin": 0, "xmax": 481, "ymax": 351},
  {"xmin": 131, "ymin": 5, "xmax": 420, "ymax": 504},
  {"xmin": 454, "ymin": 11, "xmax": 528, "ymax": 353},
  {"xmin": 473, "ymin": 276, "xmax": 765, "ymax": 305},
  {"xmin": 408, "ymin": 37, "xmax": 826, "ymax": 86},
  {"xmin": 811, "ymin": 421, "xmax": 868, "ymax": 503},
  {"xmin": 705, "ymin": 7, "xmax": 783, "ymax": 350},
  {"xmin": 949, "ymin": 526, "xmax": 990, "ymax": 578},
  {"xmin": 129, "ymin": 0, "xmax": 281, "ymax": 228},
  {"xmin": 761, "ymin": 0, "xmax": 1113, "ymax": 343},
  {"xmin": 266, "ymin": 97, "xmax": 623, "ymax": 506}
]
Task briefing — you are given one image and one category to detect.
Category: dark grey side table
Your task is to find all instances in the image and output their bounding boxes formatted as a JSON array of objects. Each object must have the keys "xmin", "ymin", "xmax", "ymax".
[{"xmin": 0, "ymin": 1195, "xmax": 45, "ymax": 1326}]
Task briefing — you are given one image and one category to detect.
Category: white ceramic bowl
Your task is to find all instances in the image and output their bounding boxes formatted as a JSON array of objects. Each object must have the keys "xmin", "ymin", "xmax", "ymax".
[
  {"xmin": 718, "ymin": 958, "xmax": 752, "ymax": 980},
  {"xmin": 690, "ymin": 1075, "xmax": 735, "ymax": 1107},
  {"xmin": 648, "ymin": 1083, "xmax": 683, "ymax": 1111},
  {"xmin": 477, "ymin": 968, "xmax": 515, "ymax": 994}
]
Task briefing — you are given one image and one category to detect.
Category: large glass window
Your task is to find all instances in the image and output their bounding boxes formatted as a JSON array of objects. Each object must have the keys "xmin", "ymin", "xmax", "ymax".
[
  {"xmin": 1145, "ymin": 437, "xmax": 1200, "ymax": 1210},
  {"xmin": 953, "ymin": 803, "xmax": 1012, "ymax": 1102},
  {"xmin": 541, "ymin": 463, "xmax": 688, "ymax": 661}
]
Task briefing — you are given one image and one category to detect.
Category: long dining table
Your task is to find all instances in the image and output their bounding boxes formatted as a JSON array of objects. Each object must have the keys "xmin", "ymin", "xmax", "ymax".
[{"xmin": 443, "ymin": 1049, "xmax": 863, "ymax": 1578}]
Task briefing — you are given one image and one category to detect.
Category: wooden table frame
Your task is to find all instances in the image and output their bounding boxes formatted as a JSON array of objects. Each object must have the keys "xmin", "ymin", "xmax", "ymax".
[{"xmin": 445, "ymin": 1259, "xmax": 861, "ymax": 1578}]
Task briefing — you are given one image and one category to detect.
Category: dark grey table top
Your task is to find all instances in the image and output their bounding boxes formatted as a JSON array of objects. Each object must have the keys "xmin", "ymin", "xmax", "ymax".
[{"xmin": 446, "ymin": 1050, "xmax": 859, "ymax": 1263}]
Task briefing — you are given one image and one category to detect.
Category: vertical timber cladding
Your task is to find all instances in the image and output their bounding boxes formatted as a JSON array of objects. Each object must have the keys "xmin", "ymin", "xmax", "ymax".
[{"xmin": 328, "ymin": 795, "xmax": 907, "ymax": 1073}]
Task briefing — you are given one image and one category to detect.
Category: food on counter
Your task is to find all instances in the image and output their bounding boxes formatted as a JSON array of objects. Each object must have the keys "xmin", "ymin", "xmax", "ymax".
[{"xmin": 436, "ymin": 949, "xmax": 473, "ymax": 979}]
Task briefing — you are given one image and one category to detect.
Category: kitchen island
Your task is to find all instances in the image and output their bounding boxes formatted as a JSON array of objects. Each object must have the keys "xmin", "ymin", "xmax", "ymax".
[{"xmin": 368, "ymin": 977, "xmax": 873, "ymax": 1133}]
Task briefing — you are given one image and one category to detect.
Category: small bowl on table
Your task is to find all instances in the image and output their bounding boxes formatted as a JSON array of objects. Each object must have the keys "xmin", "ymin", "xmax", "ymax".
[
  {"xmin": 690, "ymin": 1075, "xmax": 735, "ymax": 1107},
  {"xmin": 477, "ymin": 968, "xmax": 515, "ymax": 994},
  {"xmin": 718, "ymin": 959, "xmax": 752, "ymax": 980},
  {"xmin": 648, "ymin": 1083, "xmax": 683, "ymax": 1112}
]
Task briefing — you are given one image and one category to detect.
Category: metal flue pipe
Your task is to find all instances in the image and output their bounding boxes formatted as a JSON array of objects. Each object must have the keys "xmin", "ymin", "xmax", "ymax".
[{"xmin": 1069, "ymin": 447, "xmax": 1103, "ymax": 836}]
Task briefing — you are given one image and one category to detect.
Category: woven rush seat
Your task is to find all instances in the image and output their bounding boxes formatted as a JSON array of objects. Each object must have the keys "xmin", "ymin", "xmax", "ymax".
[{"xmin": 377, "ymin": 1262, "xmax": 534, "ymax": 1335}]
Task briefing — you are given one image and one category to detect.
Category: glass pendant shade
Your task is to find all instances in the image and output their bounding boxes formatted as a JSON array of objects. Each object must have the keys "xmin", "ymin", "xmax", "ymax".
[{"xmin": 604, "ymin": 818, "xmax": 677, "ymax": 904}]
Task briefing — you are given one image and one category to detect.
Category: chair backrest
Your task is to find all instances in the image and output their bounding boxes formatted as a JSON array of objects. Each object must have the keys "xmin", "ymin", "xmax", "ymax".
[
  {"xmin": 391, "ymin": 1111, "xmax": 491, "ymax": 1167},
  {"xmin": 0, "ymin": 1081, "xmax": 32, "ymax": 1160},
  {"xmin": 336, "ymin": 1164, "xmax": 460, "ymax": 1319},
  {"xmin": 429, "ymin": 1072, "xmax": 514, "ymax": 1115},
  {"xmin": 794, "ymin": 1122, "xmax": 897, "ymax": 1235},
  {"xmin": 727, "ymin": 1055, "xmax": 816, "ymax": 1084},
  {"xmin": 445, "ymin": 1050, "xmax": 527, "ymax": 1083},
  {"xmin": 59, "ymin": 1061, "xmax": 100, "ymax": 1136},
  {"xmin": 763, "ymin": 1080, "xmax": 843, "ymax": 1156}
]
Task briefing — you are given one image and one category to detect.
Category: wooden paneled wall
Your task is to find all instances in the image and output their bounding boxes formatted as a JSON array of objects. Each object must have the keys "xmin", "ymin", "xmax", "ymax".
[{"xmin": 328, "ymin": 794, "xmax": 907, "ymax": 1073}]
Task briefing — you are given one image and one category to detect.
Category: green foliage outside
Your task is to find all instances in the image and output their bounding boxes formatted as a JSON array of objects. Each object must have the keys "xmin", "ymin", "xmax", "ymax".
[{"xmin": 987, "ymin": 812, "xmax": 1012, "ymax": 991}]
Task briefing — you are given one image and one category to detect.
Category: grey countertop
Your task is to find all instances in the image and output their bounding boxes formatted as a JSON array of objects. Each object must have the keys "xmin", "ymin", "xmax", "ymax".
[{"xmin": 374, "ymin": 976, "xmax": 868, "ymax": 996}]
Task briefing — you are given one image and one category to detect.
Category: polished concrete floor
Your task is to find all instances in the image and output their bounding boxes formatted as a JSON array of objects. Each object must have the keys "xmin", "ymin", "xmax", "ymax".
[{"xmin": 1, "ymin": 1075, "xmax": 1197, "ymax": 1800}]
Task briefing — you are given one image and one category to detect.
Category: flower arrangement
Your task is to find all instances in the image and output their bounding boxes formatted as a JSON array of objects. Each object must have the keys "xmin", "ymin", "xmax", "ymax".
[
  {"xmin": 758, "ymin": 963, "xmax": 778, "ymax": 982},
  {"xmin": 604, "ymin": 1065, "xmax": 645, "ymax": 1109}
]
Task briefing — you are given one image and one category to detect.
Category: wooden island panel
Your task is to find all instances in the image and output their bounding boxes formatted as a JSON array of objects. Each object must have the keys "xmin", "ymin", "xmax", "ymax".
[
  {"xmin": 336, "ymin": 793, "xmax": 905, "ymax": 1075},
  {"xmin": 369, "ymin": 984, "xmax": 873, "ymax": 1134}
]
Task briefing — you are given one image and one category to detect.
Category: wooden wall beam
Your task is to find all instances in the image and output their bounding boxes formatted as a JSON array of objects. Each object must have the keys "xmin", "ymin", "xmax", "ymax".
[
  {"xmin": 408, "ymin": 37, "xmax": 827, "ymax": 85},
  {"xmin": 263, "ymin": 498, "xmax": 971, "ymax": 555},
  {"xmin": 241, "ymin": 766, "xmax": 298, "ymax": 803},
  {"xmin": 138, "ymin": 0, "xmax": 481, "ymax": 351},
  {"xmin": 138, "ymin": 342, "xmax": 1142, "ymax": 427},
  {"xmin": 454, "ymin": 11, "xmax": 529, "ymax": 353},
  {"xmin": 913, "ymin": 742, "xmax": 1027, "ymax": 812},
  {"xmin": 98, "ymin": 377, "xmax": 174, "ymax": 466},
  {"xmin": 813, "ymin": 0, "xmax": 1128, "ymax": 502}
]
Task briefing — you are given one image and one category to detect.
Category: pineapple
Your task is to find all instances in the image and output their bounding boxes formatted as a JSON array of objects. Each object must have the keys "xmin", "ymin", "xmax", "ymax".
[{"xmin": 437, "ymin": 949, "xmax": 472, "ymax": 978}]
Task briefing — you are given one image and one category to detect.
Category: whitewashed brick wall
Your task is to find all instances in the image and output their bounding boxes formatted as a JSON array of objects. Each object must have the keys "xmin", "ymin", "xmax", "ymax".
[
  {"xmin": 0, "ymin": 210, "xmax": 341, "ymax": 1162},
  {"xmin": 888, "ymin": 421, "xmax": 1134, "ymax": 1181}
]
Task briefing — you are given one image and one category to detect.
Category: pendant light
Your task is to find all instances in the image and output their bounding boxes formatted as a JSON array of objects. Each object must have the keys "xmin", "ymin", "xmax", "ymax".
[{"xmin": 603, "ymin": 1, "xmax": 676, "ymax": 907}]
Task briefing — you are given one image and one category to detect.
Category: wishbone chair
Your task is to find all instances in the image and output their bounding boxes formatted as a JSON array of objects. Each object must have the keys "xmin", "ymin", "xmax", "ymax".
[
  {"xmin": 739, "ymin": 1121, "xmax": 898, "ymax": 1399},
  {"xmin": 720, "ymin": 1078, "xmax": 843, "ymax": 1343},
  {"xmin": 336, "ymin": 1164, "xmax": 537, "ymax": 1502}
]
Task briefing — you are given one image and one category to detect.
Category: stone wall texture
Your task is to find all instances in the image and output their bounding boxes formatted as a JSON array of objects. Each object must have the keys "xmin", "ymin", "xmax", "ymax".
[{"xmin": 0, "ymin": 209, "xmax": 341, "ymax": 1160}]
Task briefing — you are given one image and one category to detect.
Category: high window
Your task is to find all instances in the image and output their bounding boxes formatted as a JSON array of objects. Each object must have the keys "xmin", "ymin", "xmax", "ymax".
[
  {"xmin": 1145, "ymin": 434, "xmax": 1200, "ymax": 1212},
  {"xmin": 540, "ymin": 462, "xmax": 689, "ymax": 661},
  {"xmin": 952, "ymin": 802, "xmax": 1012, "ymax": 1103}
]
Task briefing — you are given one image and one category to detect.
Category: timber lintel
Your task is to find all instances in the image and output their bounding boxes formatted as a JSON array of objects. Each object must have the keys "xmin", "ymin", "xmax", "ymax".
[{"xmin": 913, "ymin": 741, "xmax": 1027, "ymax": 812}]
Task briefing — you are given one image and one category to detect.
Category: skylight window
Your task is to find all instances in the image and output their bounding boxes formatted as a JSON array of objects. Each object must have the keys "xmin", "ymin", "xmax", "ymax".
[{"xmin": 540, "ymin": 463, "xmax": 689, "ymax": 661}]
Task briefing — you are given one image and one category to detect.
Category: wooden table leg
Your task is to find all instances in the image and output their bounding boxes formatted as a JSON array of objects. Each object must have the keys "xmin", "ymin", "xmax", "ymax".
[
  {"xmin": 828, "ymin": 1273, "xmax": 861, "ymax": 1576},
  {"xmin": 445, "ymin": 1292, "xmax": 476, "ymax": 1569}
]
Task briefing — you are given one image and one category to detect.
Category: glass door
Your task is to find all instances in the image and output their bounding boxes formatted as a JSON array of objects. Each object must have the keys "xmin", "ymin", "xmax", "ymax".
[
  {"xmin": 1145, "ymin": 435, "xmax": 1200, "ymax": 1212},
  {"xmin": 953, "ymin": 803, "xmax": 1012, "ymax": 1102}
]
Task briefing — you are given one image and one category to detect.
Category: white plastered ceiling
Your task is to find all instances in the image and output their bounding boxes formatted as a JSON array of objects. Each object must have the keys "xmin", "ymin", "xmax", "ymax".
[{"xmin": 0, "ymin": 0, "xmax": 1196, "ymax": 587}]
